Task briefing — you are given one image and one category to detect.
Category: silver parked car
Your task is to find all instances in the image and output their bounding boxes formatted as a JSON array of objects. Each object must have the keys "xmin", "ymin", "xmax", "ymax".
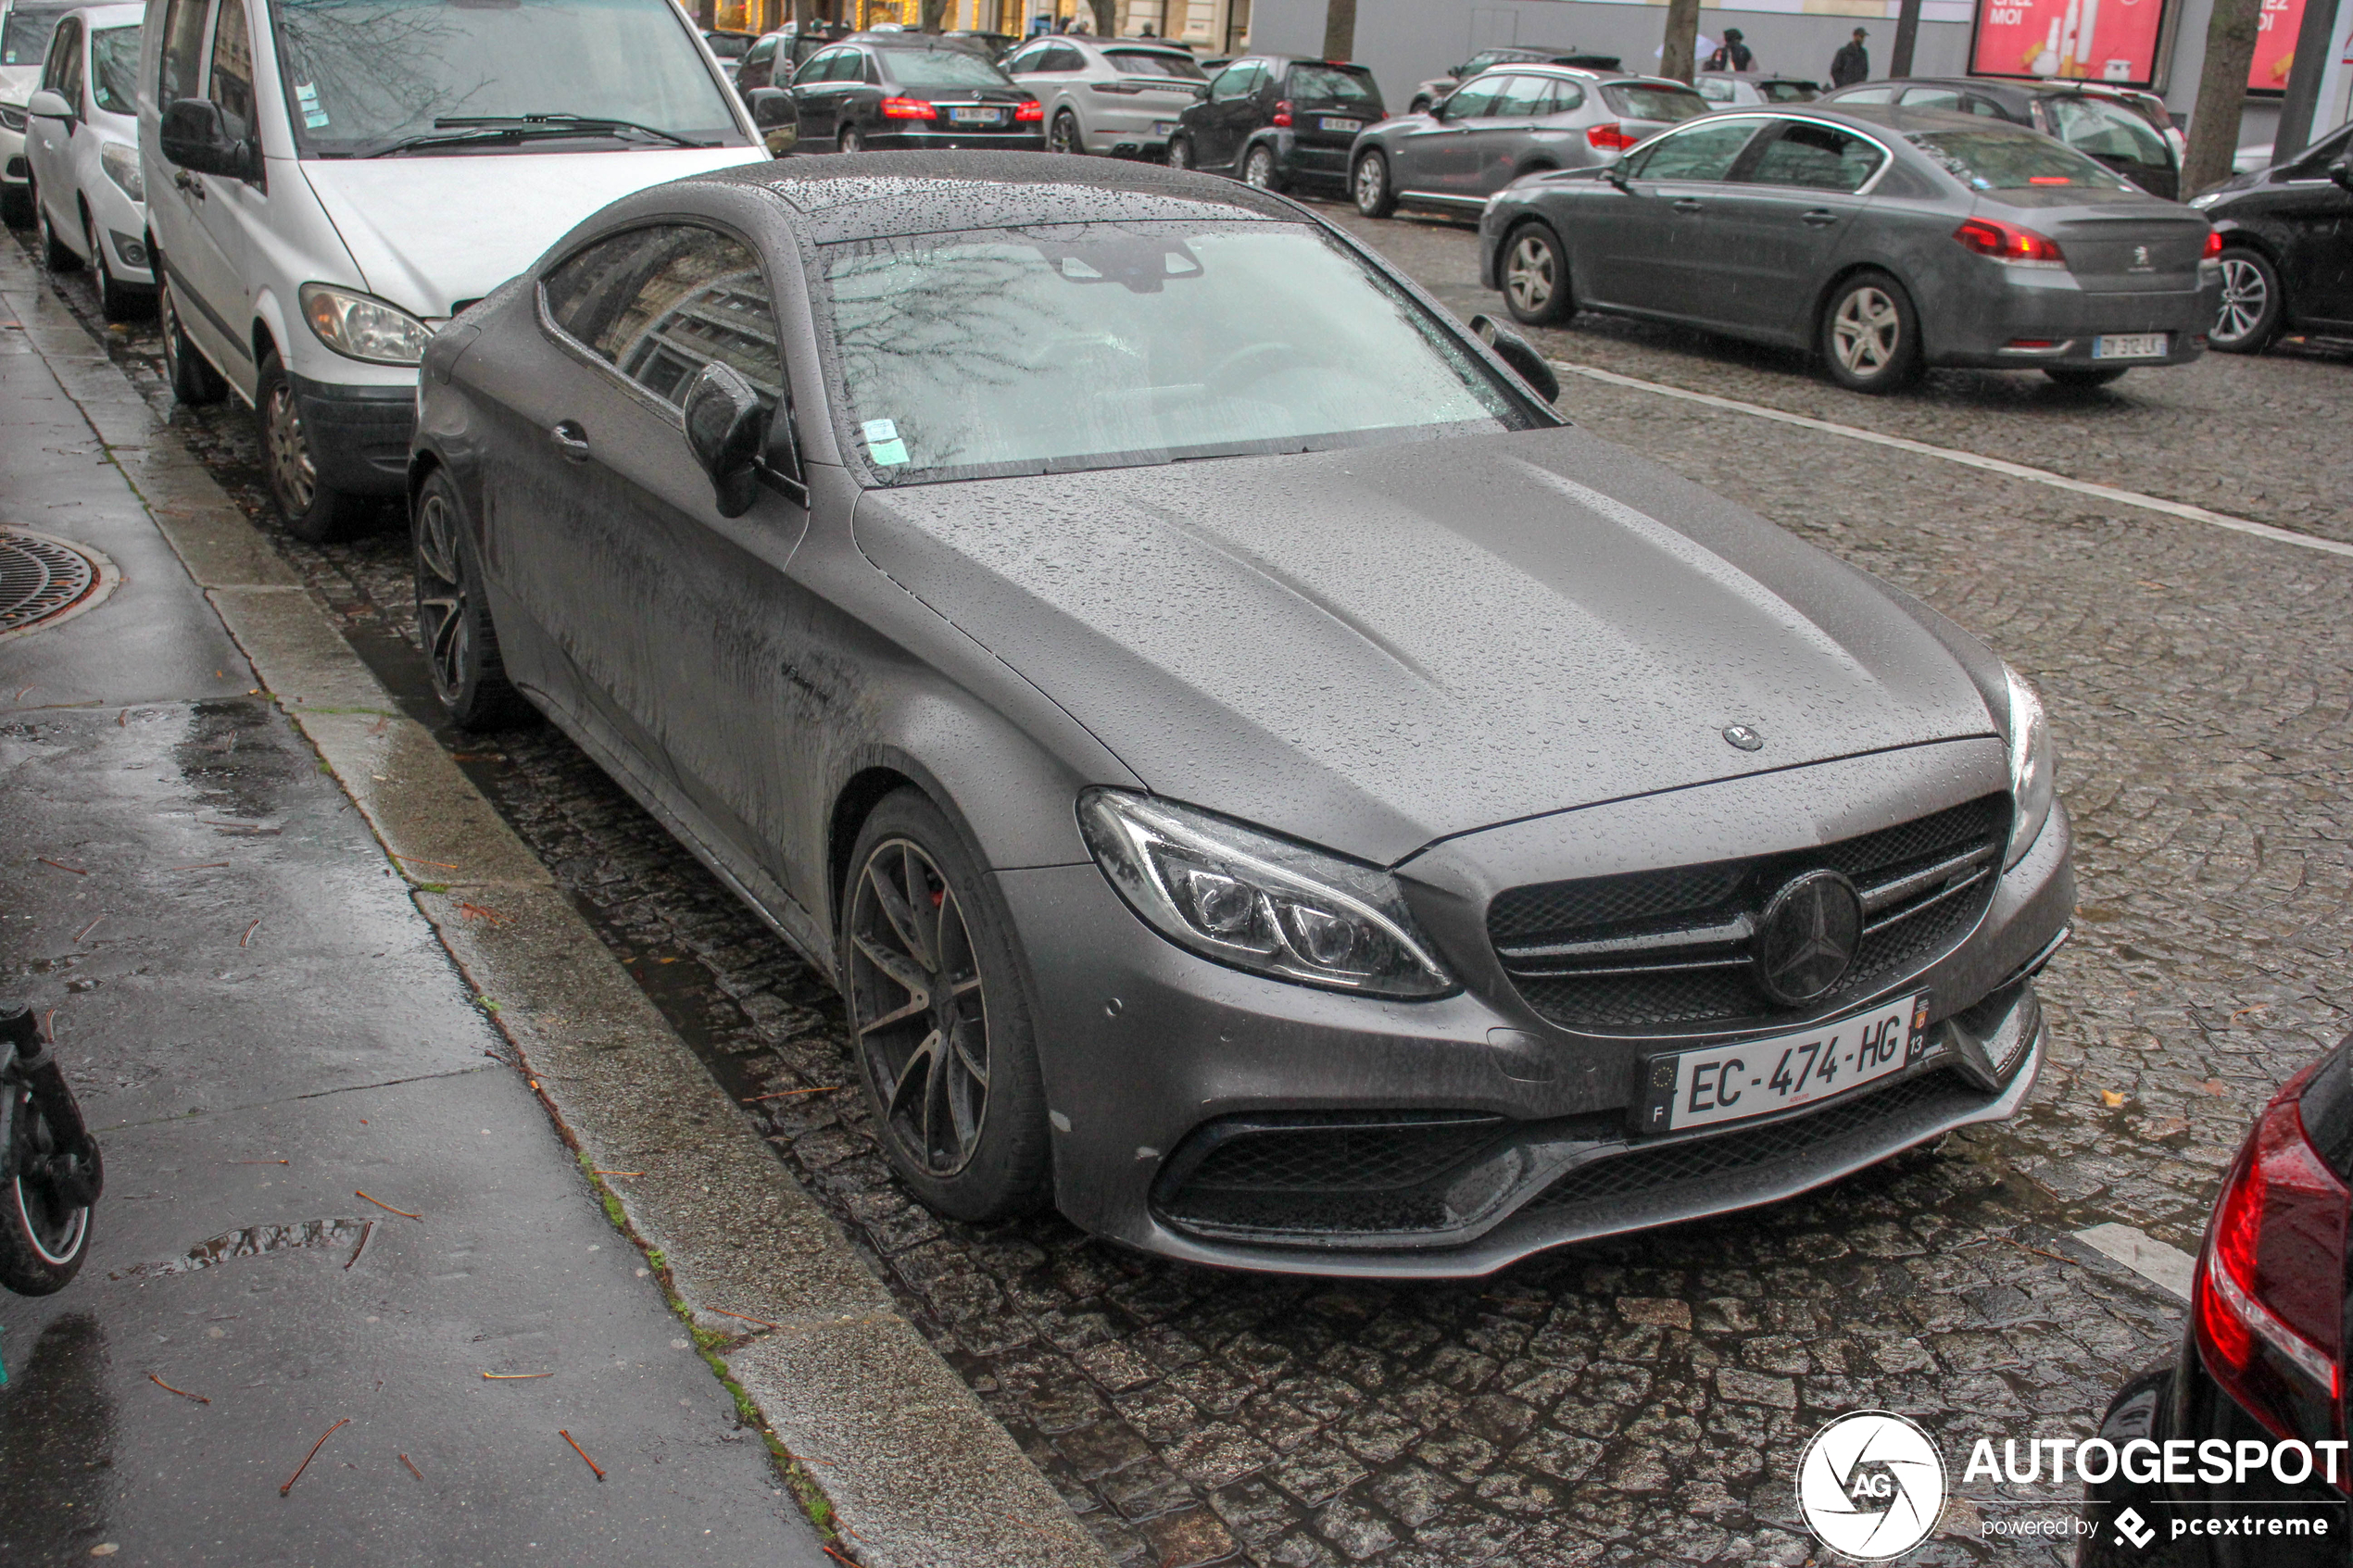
[
  {"xmin": 1406, "ymin": 44, "xmax": 1621, "ymax": 116},
  {"xmin": 1483, "ymin": 105, "xmax": 2221, "ymax": 393},
  {"xmin": 1004, "ymin": 32, "xmax": 1206, "ymax": 157},
  {"xmin": 1695, "ymin": 71, "xmax": 1818, "ymax": 108},
  {"xmin": 1352, "ymin": 67, "xmax": 1705, "ymax": 219}
]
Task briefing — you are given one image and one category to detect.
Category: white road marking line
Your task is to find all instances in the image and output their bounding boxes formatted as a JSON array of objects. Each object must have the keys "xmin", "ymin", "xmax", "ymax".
[
  {"xmin": 2072, "ymin": 1222, "xmax": 2196, "ymax": 1302},
  {"xmin": 1553, "ymin": 360, "xmax": 2353, "ymax": 563}
]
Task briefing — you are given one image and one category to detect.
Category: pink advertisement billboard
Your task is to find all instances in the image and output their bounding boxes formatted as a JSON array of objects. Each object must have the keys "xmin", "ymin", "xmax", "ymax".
[
  {"xmin": 2247, "ymin": 0, "xmax": 2304, "ymax": 91},
  {"xmin": 1969, "ymin": 0, "xmax": 2170, "ymax": 89}
]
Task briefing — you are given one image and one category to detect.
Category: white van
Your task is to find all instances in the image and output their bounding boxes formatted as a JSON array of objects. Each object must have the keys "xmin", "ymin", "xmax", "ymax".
[{"xmin": 137, "ymin": 0, "xmax": 771, "ymax": 539}]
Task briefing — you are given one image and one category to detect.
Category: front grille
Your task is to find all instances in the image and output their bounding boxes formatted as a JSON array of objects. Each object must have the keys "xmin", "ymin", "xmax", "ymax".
[
  {"xmin": 1521, "ymin": 1068, "xmax": 1974, "ymax": 1216},
  {"xmin": 1491, "ymin": 795, "xmax": 2007, "ymax": 1034},
  {"xmin": 1156, "ymin": 1111, "xmax": 1509, "ymax": 1237}
]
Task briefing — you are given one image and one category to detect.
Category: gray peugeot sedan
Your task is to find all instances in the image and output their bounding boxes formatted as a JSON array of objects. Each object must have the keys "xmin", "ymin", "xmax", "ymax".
[
  {"xmin": 1481, "ymin": 104, "xmax": 2221, "ymax": 392},
  {"xmin": 412, "ymin": 154, "xmax": 2073, "ymax": 1276}
]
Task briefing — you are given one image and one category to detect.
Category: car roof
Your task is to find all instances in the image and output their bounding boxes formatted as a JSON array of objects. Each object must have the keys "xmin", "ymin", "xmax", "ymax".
[
  {"xmin": 704, "ymin": 151, "xmax": 1305, "ymax": 245},
  {"xmin": 1243, "ymin": 53, "xmax": 1374, "ymax": 69},
  {"xmin": 1759, "ymin": 101, "xmax": 2037, "ymax": 136}
]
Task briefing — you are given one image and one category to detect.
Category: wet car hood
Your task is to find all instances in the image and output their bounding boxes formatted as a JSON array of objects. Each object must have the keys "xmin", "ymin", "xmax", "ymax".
[
  {"xmin": 298, "ymin": 146, "xmax": 766, "ymax": 319},
  {"xmin": 852, "ymin": 426, "xmax": 2004, "ymax": 864}
]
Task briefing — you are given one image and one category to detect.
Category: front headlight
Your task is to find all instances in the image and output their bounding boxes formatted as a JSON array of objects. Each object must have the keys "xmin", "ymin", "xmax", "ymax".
[
  {"xmin": 299, "ymin": 282, "xmax": 432, "ymax": 366},
  {"xmin": 2002, "ymin": 665, "xmax": 2056, "ymax": 870},
  {"xmin": 0, "ymin": 101, "xmax": 25, "ymax": 132},
  {"xmin": 99, "ymin": 140, "xmax": 143, "ymax": 202},
  {"xmin": 1078, "ymin": 789, "xmax": 1456, "ymax": 998}
]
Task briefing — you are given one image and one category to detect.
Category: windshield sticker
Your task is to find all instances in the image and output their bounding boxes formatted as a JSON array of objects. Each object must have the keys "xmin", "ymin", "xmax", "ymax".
[
  {"xmin": 295, "ymin": 81, "xmax": 328, "ymax": 128},
  {"xmin": 862, "ymin": 418, "xmax": 908, "ymax": 467}
]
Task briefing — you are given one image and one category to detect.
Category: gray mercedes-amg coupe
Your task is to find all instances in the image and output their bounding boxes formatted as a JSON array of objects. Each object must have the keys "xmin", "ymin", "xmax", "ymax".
[{"xmin": 410, "ymin": 153, "xmax": 2074, "ymax": 1276}]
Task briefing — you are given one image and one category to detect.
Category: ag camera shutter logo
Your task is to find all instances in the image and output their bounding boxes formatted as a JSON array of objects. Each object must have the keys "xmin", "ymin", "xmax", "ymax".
[{"xmin": 1796, "ymin": 1411, "xmax": 1948, "ymax": 1561}]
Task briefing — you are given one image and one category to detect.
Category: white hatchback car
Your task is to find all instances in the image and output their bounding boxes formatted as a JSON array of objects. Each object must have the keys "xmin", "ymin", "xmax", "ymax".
[
  {"xmin": 2, "ymin": 0, "xmax": 77, "ymax": 225},
  {"xmin": 137, "ymin": 0, "xmax": 770, "ymax": 541},
  {"xmin": 24, "ymin": 3, "xmax": 150, "ymax": 319},
  {"xmin": 1002, "ymin": 33, "xmax": 1205, "ymax": 157}
]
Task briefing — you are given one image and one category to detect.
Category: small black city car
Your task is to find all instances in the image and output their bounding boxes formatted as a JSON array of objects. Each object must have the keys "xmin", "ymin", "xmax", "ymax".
[
  {"xmin": 1167, "ymin": 53, "xmax": 1382, "ymax": 194},
  {"xmin": 2078, "ymin": 1035, "xmax": 2352, "ymax": 1567},
  {"xmin": 2191, "ymin": 121, "xmax": 2353, "ymax": 354},
  {"xmin": 786, "ymin": 35, "xmax": 1043, "ymax": 153}
]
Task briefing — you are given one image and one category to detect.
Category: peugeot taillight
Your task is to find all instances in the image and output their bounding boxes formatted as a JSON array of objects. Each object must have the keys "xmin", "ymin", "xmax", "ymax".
[
  {"xmin": 1272, "ymin": 99, "xmax": 1294, "ymax": 127},
  {"xmin": 1587, "ymin": 123, "xmax": 1637, "ymax": 151},
  {"xmin": 1952, "ymin": 217, "xmax": 2066, "ymax": 267},
  {"xmin": 2193, "ymin": 1059, "xmax": 2350, "ymax": 1493},
  {"xmin": 879, "ymin": 96, "xmax": 935, "ymax": 119}
]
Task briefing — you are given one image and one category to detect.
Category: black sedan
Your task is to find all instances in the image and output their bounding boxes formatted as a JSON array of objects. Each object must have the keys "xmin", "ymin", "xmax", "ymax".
[
  {"xmin": 410, "ymin": 154, "xmax": 2070, "ymax": 1276},
  {"xmin": 2078, "ymin": 1036, "xmax": 2350, "ymax": 1566},
  {"xmin": 2189, "ymin": 120, "xmax": 2353, "ymax": 353},
  {"xmin": 1482, "ymin": 105, "xmax": 2221, "ymax": 392},
  {"xmin": 786, "ymin": 36, "xmax": 1041, "ymax": 153}
]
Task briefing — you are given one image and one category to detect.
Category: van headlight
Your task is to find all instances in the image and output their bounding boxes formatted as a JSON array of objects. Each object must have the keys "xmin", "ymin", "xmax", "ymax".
[
  {"xmin": 1078, "ymin": 789, "xmax": 1456, "ymax": 998},
  {"xmin": 2003, "ymin": 665, "xmax": 2056, "ymax": 869},
  {"xmin": 99, "ymin": 140, "xmax": 143, "ymax": 201},
  {"xmin": 299, "ymin": 282, "xmax": 432, "ymax": 365}
]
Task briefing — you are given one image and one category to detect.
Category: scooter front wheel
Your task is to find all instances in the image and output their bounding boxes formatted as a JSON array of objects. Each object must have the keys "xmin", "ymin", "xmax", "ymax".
[{"xmin": 0, "ymin": 1079, "xmax": 95, "ymax": 1296}]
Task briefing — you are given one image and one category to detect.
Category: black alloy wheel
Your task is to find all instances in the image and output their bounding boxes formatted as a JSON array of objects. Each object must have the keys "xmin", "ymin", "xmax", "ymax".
[
  {"xmin": 1164, "ymin": 133, "xmax": 1192, "ymax": 169},
  {"xmin": 1050, "ymin": 107, "xmax": 1084, "ymax": 154},
  {"xmin": 412, "ymin": 468, "xmax": 529, "ymax": 730},
  {"xmin": 1502, "ymin": 221, "xmax": 1573, "ymax": 326},
  {"xmin": 1242, "ymin": 143, "xmax": 1281, "ymax": 190},
  {"xmin": 2210, "ymin": 246, "xmax": 2281, "ymax": 353},
  {"xmin": 2044, "ymin": 365, "xmax": 2129, "ymax": 387},
  {"xmin": 257, "ymin": 350, "xmax": 354, "ymax": 543},
  {"xmin": 1820, "ymin": 270, "xmax": 1921, "ymax": 393},
  {"xmin": 0, "ymin": 1079, "xmax": 94, "ymax": 1296},
  {"xmin": 157, "ymin": 271, "xmax": 226, "ymax": 405},
  {"xmin": 36, "ymin": 189, "xmax": 79, "ymax": 272},
  {"xmin": 1353, "ymin": 149, "xmax": 1395, "ymax": 217},
  {"xmin": 843, "ymin": 790, "xmax": 1049, "ymax": 1221}
]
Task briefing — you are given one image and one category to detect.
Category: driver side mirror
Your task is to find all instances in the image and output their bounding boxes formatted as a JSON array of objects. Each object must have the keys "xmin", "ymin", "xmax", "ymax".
[
  {"xmin": 159, "ymin": 97, "xmax": 254, "ymax": 179},
  {"xmin": 682, "ymin": 362, "xmax": 773, "ymax": 518},
  {"xmin": 1467, "ymin": 313, "xmax": 1560, "ymax": 403},
  {"xmin": 26, "ymin": 88, "xmax": 74, "ymax": 126}
]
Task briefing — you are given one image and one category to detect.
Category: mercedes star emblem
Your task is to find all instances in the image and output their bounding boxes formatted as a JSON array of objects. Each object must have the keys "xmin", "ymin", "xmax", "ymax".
[{"xmin": 1753, "ymin": 869, "xmax": 1863, "ymax": 1007}]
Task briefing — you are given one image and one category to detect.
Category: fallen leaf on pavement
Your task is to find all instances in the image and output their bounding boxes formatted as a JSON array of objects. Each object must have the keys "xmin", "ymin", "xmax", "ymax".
[{"xmin": 2099, "ymin": 1089, "xmax": 2128, "ymax": 1108}]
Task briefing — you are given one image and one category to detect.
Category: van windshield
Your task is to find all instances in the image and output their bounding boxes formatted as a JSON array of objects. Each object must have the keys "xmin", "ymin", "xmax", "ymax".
[
  {"xmin": 1, "ymin": 3, "xmax": 70, "ymax": 67},
  {"xmin": 269, "ymin": 0, "xmax": 748, "ymax": 158}
]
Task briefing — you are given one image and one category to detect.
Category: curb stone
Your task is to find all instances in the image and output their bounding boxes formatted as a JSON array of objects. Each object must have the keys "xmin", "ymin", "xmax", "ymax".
[{"xmin": 0, "ymin": 243, "xmax": 1111, "ymax": 1568}]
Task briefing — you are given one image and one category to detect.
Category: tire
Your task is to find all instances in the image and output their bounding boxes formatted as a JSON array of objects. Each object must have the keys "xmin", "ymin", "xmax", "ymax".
[
  {"xmin": 1050, "ymin": 108, "xmax": 1084, "ymax": 155},
  {"xmin": 838, "ymin": 126, "xmax": 865, "ymax": 154},
  {"xmin": 1502, "ymin": 220, "xmax": 1573, "ymax": 326},
  {"xmin": 1409, "ymin": 96, "xmax": 1431, "ymax": 114},
  {"xmin": 1352, "ymin": 149, "xmax": 1396, "ymax": 218},
  {"xmin": 1819, "ymin": 270, "xmax": 1921, "ymax": 394},
  {"xmin": 1164, "ymin": 133, "xmax": 1192, "ymax": 170},
  {"xmin": 257, "ymin": 349, "xmax": 357, "ymax": 543},
  {"xmin": 841, "ymin": 788, "xmax": 1050, "ymax": 1223},
  {"xmin": 86, "ymin": 213, "xmax": 138, "ymax": 322},
  {"xmin": 2210, "ymin": 245, "xmax": 2281, "ymax": 353},
  {"xmin": 1242, "ymin": 142, "xmax": 1281, "ymax": 191},
  {"xmin": 36, "ymin": 191, "xmax": 79, "ymax": 272},
  {"xmin": 413, "ymin": 467, "xmax": 530, "ymax": 731},
  {"xmin": 157, "ymin": 271, "xmax": 227, "ymax": 406},
  {"xmin": 0, "ymin": 1075, "xmax": 94, "ymax": 1297},
  {"xmin": 2044, "ymin": 365, "xmax": 2129, "ymax": 387}
]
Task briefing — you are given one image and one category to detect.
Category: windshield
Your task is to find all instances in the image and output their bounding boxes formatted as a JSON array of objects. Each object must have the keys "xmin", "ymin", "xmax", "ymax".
[
  {"xmin": 2045, "ymin": 95, "xmax": 2171, "ymax": 170},
  {"xmin": 1906, "ymin": 127, "xmax": 2134, "ymax": 190},
  {"xmin": 819, "ymin": 221, "xmax": 1537, "ymax": 483},
  {"xmin": 875, "ymin": 46, "xmax": 1011, "ymax": 91},
  {"xmin": 1287, "ymin": 62, "xmax": 1377, "ymax": 107},
  {"xmin": 1107, "ymin": 47, "xmax": 1203, "ymax": 80},
  {"xmin": 90, "ymin": 23, "xmax": 135, "ymax": 112},
  {"xmin": 268, "ymin": 0, "xmax": 746, "ymax": 157},
  {"xmin": 1, "ymin": 4, "xmax": 68, "ymax": 67},
  {"xmin": 1604, "ymin": 82, "xmax": 1707, "ymax": 122}
]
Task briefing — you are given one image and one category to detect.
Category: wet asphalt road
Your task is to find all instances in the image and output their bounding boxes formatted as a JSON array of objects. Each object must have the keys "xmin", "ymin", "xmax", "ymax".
[{"xmin": 10, "ymin": 205, "xmax": 2350, "ymax": 1567}]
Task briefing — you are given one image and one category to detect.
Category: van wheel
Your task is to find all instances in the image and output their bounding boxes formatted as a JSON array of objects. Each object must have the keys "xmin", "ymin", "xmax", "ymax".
[
  {"xmin": 1242, "ymin": 143, "xmax": 1282, "ymax": 191},
  {"xmin": 413, "ymin": 468, "xmax": 530, "ymax": 730},
  {"xmin": 258, "ymin": 350, "xmax": 357, "ymax": 543},
  {"xmin": 157, "ymin": 273, "xmax": 226, "ymax": 405},
  {"xmin": 1820, "ymin": 270, "xmax": 1921, "ymax": 394},
  {"xmin": 1353, "ymin": 150, "xmax": 1396, "ymax": 217},
  {"xmin": 36, "ymin": 192, "xmax": 79, "ymax": 272}
]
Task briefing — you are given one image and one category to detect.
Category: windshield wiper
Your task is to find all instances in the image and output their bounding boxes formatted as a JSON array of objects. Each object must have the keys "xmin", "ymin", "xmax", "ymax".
[{"xmin": 365, "ymin": 114, "xmax": 708, "ymax": 157}]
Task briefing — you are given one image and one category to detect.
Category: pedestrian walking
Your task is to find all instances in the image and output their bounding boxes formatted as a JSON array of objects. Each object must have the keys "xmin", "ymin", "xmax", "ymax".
[
  {"xmin": 1705, "ymin": 28, "xmax": 1754, "ymax": 71},
  {"xmin": 1830, "ymin": 26, "xmax": 1869, "ymax": 86}
]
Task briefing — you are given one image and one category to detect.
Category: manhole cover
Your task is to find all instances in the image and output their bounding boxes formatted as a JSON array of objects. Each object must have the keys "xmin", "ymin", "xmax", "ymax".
[{"xmin": 0, "ymin": 529, "xmax": 115, "ymax": 639}]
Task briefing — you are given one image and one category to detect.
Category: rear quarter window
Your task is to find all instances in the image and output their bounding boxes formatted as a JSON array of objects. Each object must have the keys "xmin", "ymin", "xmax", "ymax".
[
  {"xmin": 1107, "ymin": 47, "xmax": 1202, "ymax": 80},
  {"xmin": 1604, "ymin": 82, "xmax": 1707, "ymax": 122}
]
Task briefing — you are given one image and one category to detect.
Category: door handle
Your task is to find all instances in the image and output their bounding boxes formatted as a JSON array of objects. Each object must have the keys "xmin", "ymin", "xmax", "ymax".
[
  {"xmin": 1801, "ymin": 208, "xmax": 1839, "ymax": 226},
  {"xmin": 173, "ymin": 169, "xmax": 207, "ymax": 201},
  {"xmin": 1672, "ymin": 197, "xmax": 1703, "ymax": 214},
  {"xmin": 549, "ymin": 421, "xmax": 591, "ymax": 462}
]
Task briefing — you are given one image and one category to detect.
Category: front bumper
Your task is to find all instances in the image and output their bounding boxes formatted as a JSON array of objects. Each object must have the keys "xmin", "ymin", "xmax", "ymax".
[
  {"xmin": 290, "ymin": 373, "xmax": 416, "ymax": 496},
  {"xmin": 1000, "ymin": 756, "xmax": 2074, "ymax": 1277},
  {"xmin": 1931, "ymin": 264, "xmax": 2222, "ymax": 370}
]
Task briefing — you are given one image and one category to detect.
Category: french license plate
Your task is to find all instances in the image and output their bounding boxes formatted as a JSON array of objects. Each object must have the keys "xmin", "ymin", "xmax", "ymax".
[
  {"xmin": 1637, "ymin": 993, "xmax": 1930, "ymax": 1135},
  {"xmin": 1321, "ymin": 116, "xmax": 1364, "ymax": 132},
  {"xmin": 950, "ymin": 107, "xmax": 1005, "ymax": 125},
  {"xmin": 2093, "ymin": 332, "xmax": 2168, "ymax": 359}
]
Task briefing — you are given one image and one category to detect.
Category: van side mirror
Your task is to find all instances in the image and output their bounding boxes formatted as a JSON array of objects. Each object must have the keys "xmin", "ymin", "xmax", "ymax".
[
  {"xmin": 159, "ymin": 98, "xmax": 253, "ymax": 178},
  {"xmin": 682, "ymin": 361, "xmax": 770, "ymax": 517},
  {"xmin": 27, "ymin": 88, "xmax": 74, "ymax": 124},
  {"xmin": 1467, "ymin": 313, "xmax": 1560, "ymax": 403}
]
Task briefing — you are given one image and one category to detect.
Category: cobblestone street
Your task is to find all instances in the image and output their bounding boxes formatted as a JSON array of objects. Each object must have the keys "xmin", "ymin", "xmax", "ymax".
[{"xmin": 18, "ymin": 207, "xmax": 2349, "ymax": 1566}]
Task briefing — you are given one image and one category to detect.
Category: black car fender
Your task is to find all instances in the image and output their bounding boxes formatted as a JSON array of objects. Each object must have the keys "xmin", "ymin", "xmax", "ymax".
[{"xmin": 1242, "ymin": 125, "xmax": 1294, "ymax": 170}]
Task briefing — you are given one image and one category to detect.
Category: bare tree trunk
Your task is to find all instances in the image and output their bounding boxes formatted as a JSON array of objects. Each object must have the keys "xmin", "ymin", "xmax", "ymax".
[
  {"xmin": 1659, "ymin": 0, "xmax": 1700, "ymax": 82},
  {"xmin": 792, "ymin": 0, "xmax": 812, "ymax": 28},
  {"xmin": 919, "ymin": 0, "xmax": 949, "ymax": 29},
  {"xmin": 2181, "ymin": 0, "xmax": 2266, "ymax": 195},
  {"xmin": 1322, "ymin": 0, "xmax": 1356, "ymax": 60},
  {"xmin": 1089, "ymin": 0, "xmax": 1117, "ymax": 34},
  {"xmin": 1889, "ymin": 0, "xmax": 1923, "ymax": 77}
]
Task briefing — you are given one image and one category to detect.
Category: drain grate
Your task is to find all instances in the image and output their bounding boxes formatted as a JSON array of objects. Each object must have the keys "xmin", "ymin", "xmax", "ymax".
[{"xmin": 0, "ymin": 530, "xmax": 101, "ymax": 634}]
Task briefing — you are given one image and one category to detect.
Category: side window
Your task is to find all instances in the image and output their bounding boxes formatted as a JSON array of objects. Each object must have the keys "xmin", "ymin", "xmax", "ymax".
[
  {"xmin": 791, "ymin": 48, "xmax": 834, "ymax": 84},
  {"xmin": 207, "ymin": 0, "xmax": 256, "ymax": 139},
  {"xmin": 1834, "ymin": 85, "xmax": 1894, "ymax": 105},
  {"xmin": 1003, "ymin": 43, "xmax": 1047, "ymax": 72},
  {"xmin": 157, "ymin": 0, "xmax": 210, "ymax": 103},
  {"xmin": 1901, "ymin": 86, "xmax": 1963, "ymax": 110},
  {"xmin": 1696, "ymin": 76, "xmax": 1733, "ymax": 103},
  {"xmin": 1628, "ymin": 119, "xmax": 1760, "ymax": 181},
  {"xmin": 542, "ymin": 226, "xmax": 785, "ymax": 412},
  {"xmin": 1490, "ymin": 74, "xmax": 1554, "ymax": 118},
  {"xmin": 1208, "ymin": 62, "xmax": 1252, "ymax": 102},
  {"xmin": 1960, "ymin": 94, "xmax": 2004, "ymax": 117},
  {"xmin": 1039, "ymin": 43, "xmax": 1083, "ymax": 71},
  {"xmin": 1441, "ymin": 75, "xmax": 1501, "ymax": 119},
  {"xmin": 860, "ymin": 53, "xmax": 883, "ymax": 85},
  {"xmin": 1739, "ymin": 120, "xmax": 1885, "ymax": 191},
  {"xmin": 41, "ymin": 19, "xmax": 77, "ymax": 94}
]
